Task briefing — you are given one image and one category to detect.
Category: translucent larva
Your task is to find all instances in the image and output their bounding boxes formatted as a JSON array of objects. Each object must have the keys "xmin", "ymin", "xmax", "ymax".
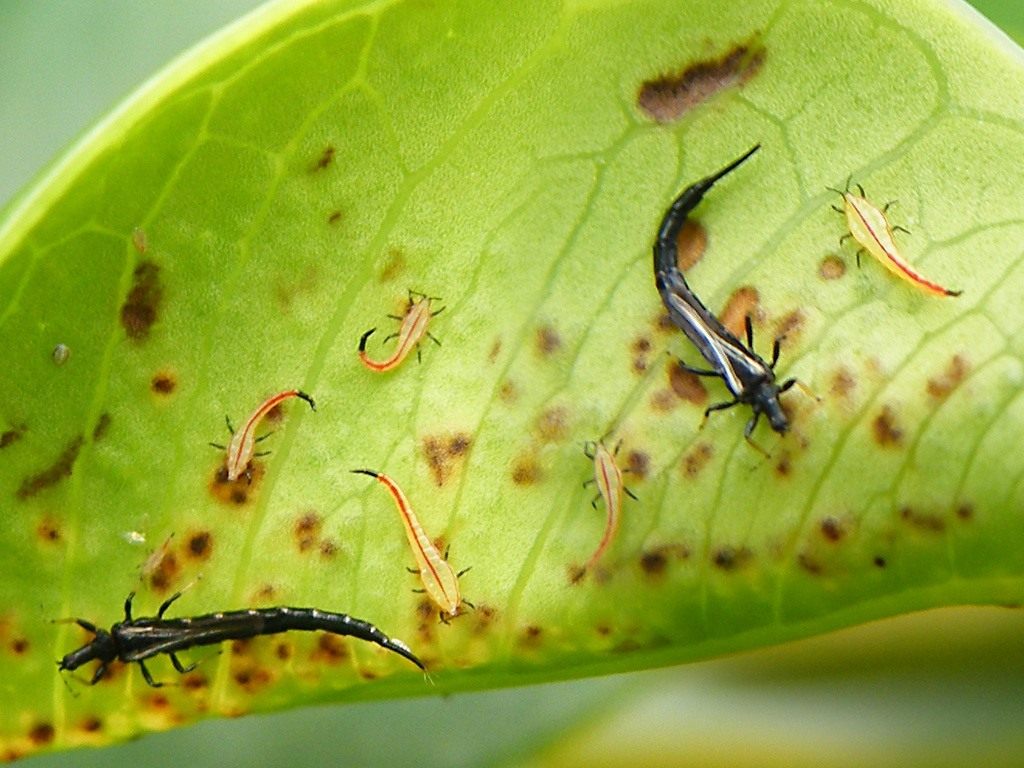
[
  {"xmin": 832, "ymin": 183, "xmax": 961, "ymax": 297},
  {"xmin": 581, "ymin": 440, "xmax": 636, "ymax": 575},
  {"xmin": 358, "ymin": 291, "xmax": 443, "ymax": 372},
  {"xmin": 351, "ymin": 469, "xmax": 464, "ymax": 619},
  {"xmin": 52, "ymin": 344, "xmax": 70, "ymax": 365},
  {"xmin": 213, "ymin": 390, "xmax": 316, "ymax": 482}
]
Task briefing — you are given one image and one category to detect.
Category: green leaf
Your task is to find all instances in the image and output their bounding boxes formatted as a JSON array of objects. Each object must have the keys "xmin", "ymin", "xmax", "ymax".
[{"xmin": 2, "ymin": 0, "xmax": 1023, "ymax": 758}]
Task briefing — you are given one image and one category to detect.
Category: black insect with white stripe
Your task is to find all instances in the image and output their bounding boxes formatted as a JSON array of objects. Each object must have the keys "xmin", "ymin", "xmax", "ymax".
[
  {"xmin": 653, "ymin": 144, "xmax": 796, "ymax": 439},
  {"xmin": 58, "ymin": 592, "xmax": 424, "ymax": 687}
]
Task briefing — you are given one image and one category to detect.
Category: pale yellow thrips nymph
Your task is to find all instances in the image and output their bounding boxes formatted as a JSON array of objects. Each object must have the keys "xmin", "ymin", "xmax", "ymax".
[
  {"xmin": 213, "ymin": 389, "xmax": 316, "ymax": 482},
  {"xmin": 352, "ymin": 469, "xmax": 465, "ymax": 619},
  {"xmin": 581, "ymin": 440, "xmax": 637, "ymax": 574},
  {"xmin": 358, "ymin": 291, "xmax": 443, "ymax": 372},
  {"xmin": 833, "ymin": 182, "xmax": 961, "ymax": 297}
]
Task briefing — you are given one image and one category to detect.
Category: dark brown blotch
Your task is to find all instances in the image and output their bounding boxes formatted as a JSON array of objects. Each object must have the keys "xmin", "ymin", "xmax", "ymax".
[
  {"xmin": 639, "ymin": 550, "xmax": 668, "ymax": 577},
  {"xmin": 820, "ymin": 516, "xmax": 845, "ymax": 542},
  {"xmin": 28, "ymin": 722, "xmax": 55, "ymax": 746},
  {"xmin": 120, "ymin": 260, "xmax": 162, "ymax": 341},
  {"xmin": 900, "ymin": 506, "xmax": 945, "ymax": 533},
  {"xmin": 774, "ymin": 450, "xmax": 792, "ymax": 478},
  {"xmin": 719, "ymin": 286, "xmax": 760, "ymax": 339},
  {"xmin": 79, "ymin": 716, "xmax": 102, "ymax": 733},
  {"xmin": 488, "ymin": 337, "xmax": 502, "ymax": 363},
  {"xmin": 682, "ymin": 442, "xmax": 714, "ymax": 478},
  {"xmin": 319, "ymin": 539, "xmax": 338, "ymax": 559},
  {"xmin": 209, "ymin": 463, "xmax": 264, "ymax": 506},
  {"xmin": 568, "ymin": 565, "xmax": 588, "ymax": 585},
  {"xmin": 873, "ymin": 555, "xmax": 887, "ymax": 568},
  {"xmin": 151, "ymin": 372, "xmax": 176, "ymax": 395},
  {"xmin": 181, "ymin": 672, "xmax": 208, "ymax": 691},
  {"xmin": 311, "ymin": 145, "xmax": 335, "ymax": 172},
  {"xmin": 294, "ymin": 512, "xmax": 323, "ymax": 553},
  {"xmin": 17, "ymin": 435, "xmax": 84, "ymax": 499},
  {"xmin": 519, "ymin": 625, "xmax": 543, "ymax": 649},
  {"xmin": 0, "ymin": 423, "xmax": 26, "ymax": 449},
  {"xmin": 872, "ymin": 405, "xmax": 904, "ymax": 447},
  {"xmin": 36, "ymin": 516, "xmax": 62, "ymax": 544},
  {"xmin": 10, "ymin": 637, "xmax": 29, "ymax": 655},
  {"xmin": 275, "ymin": 642, "xmax": 292, "ymax": 661},
  {"xmin": 147, "ymin": 549, "xmax": 180, "ymax": 592},
  {"xmin": 472, "ymin": 604, "xmax": 497, "ymax": 635},
  {"xmin": 956, "ymin": 503, "xmax": 974, "ymax": 521},
  {"xmin": 631, "ymin": 336, "xmax": 652, "ymax": 374},
  {"xmin": 511, "ymin": 455, "xmax": 542, "ymax": 485},
  {"xmin": 819, "ymin": 255, "xmax": 846, "ymax": 280},
  {"xmin": 536, "ymin": 325, "xmax": 562, "ymax": 357},
  {"xmin": 626, "ymin": 450, "xmax": 650, "ymax": 480},
  {"xmin": 498, "ymin": 380, "xmax": 519, "ymax": 404},
  {"xmin": 233, "ymin": 665, "xmax": 272, "ymax": 693},
  {"xmin": 327, "ymin": 209, "xmax": 343, "ymax": 225},
  {"xmin": 311, "ymin": 633, "xmax": 348, "ymax": 664},
  {"xmin": 712, "ymin": 545, "xmax": 753, "ymax": 571},
  {"xmin": 926, "ymin": 355, "xmax": 968, "ymax": 400},
  {"xmin": 92, "ymin": 412, "xmax": 111, "ymax": 442},
  {"xmin": 637, "ymin": 39, "xmax": 766, "ymax": 123},
  {"xmin": 422, "ymin": 432, "xmax": 473, "ymax": 486},
  {"xmin": 668, "ymin": 360, "xmax": 708, "ymax": 405},
  {"xmin": 774, "ymin": 310, "xmax": 804, "ymax": 342},
  {"xmin": 655, "ymin": 312, "xmax": 675, "ymax": 334},
  {"xmin": 147, "ymin": 693, "xmax": 170, "ymax": 711},
  {"xmin": 185, "ymin": 530, "xmax": 213, "ymax": 561},
  {"xmin": 650, "ymin": 388, "xmax": 678, "ymax": 412}
]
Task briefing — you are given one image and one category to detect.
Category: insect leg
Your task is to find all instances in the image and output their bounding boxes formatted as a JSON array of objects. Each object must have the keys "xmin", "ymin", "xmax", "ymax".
[
  {"xmin": 590, "ymin": 493, "xmax": 601, "ymax": 509},
  {"xmin": 771, "ymin": 337, "xmax": 782, "ymax": 368},
  {"xmin": 625, "ymin": 487, "xmax": 639, "ymax": 501},
  {"xmin": 157, "ymin": 591, "xmax": 184, "ymax": 618},
  {"xmin": 123, "ymin": 592, "xmax": 137, "ymax": 621},
  {"xmin": 224, "ymin": 415, "xmax": 235, "ymax": 435},
  {"xmin": 703, "ymin": 398, "xmax": 739, "ymax": 419},
  {"xmin": 892, "ymin": 225, "xmax": 911, "ymax": 235},
  {"xmin": 74, "ymin": 618, "xmax": 99, "ymax": 634},
  {"xmin": 406, "ymin": 566, "xmax": 421, "ymax": 574},
  {"xmin": 429, "ymin": 305, "xmax": 446, "ymax": 317},
  {"xmin": 426, "ymin": 332, "xmax": 441, "ymax": 347},
  {"xmin": 839, "ymin": 233, "xmax": 852, "ymax": 245},
  {"xmin": 253, "ymin": 450, "xmax": 272, "ymax": 458},
  {"xmin": 386, "ymin": 314, "xmax": 404, "ymax": 321},
  {"xmin": 744, "ymin": 315, "xmax": 755, "ymax": 350},
  {"xmin": 169, "ymin": 653, "xmax": 196, "ymax": 675},
  {"xmin": 582, "ymin": 441, "xmax": 597, "ymax": 459},
  {"xmin": 456, "ymin": 566, "xmax": 472, "ymax": 578},
  {"xmin": 677, "ymin": 360, "xmax": 721, "ymax": 377},
  {"xmin": 136, "ymin": 660, "xmax": 163, "ymax": 688},
  {"xmin": 381, "ymin": 332, "xmax": 399, "ymax": 344},
  {"xmin": 89, "ymin": 663, "xmax": 108, "ymax": 685},
  {"xmin": 208, "ymin": 441, "xmax": 226, "ymax": 450},
  {"xmin": 254, "ymin": 432, "xmax": 273, "ymax": 444}
]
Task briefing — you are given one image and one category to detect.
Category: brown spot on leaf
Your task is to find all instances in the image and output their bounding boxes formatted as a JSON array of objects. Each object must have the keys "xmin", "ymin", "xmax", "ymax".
[
  {"xmin": 319, "ymin": 539, "xmax": 338, "ymax": 559},
  {"xmin": 956, "ymin": 503, "xmax": 974, "ymax": 521},
  {"xmin": 626, "ymin": 450, "xmax": 650, "ymax": 479},
  {"xmin": 328, "ymin": 209, "xmax": 343, "ymax": 225},
  {"xmin": 120, "ymin": 261, "xmax": 162, "ymax": 341},
  {"xmin": 151, "ymin": 372, "xmax": 176, "ymax": 395},
  {"xmin": 92, "ymin": 412, "xmax": 111, "ymax": 442},
  {"xmin": 668, "ymin": 360, "xmax": 709, "ymax": 404},
  {"xmin": 488, "ymin": 338, "xmax": 502, "ymax": 363},
  {"xmin": 185, "ymin": 531, "xmax": 213, "ymax": 560},
  {"xmin": 233, "ymin": 665, "xmax": 272, "ymax": 693},
  {"xmin": 275, "ymin": 642, "xmax": 292, "ymax": 661},
  {"xmin": 147, "ymin": 548, "xmax": 180, "ymax": 592},
  {"xmin": 926, "ymin": 355, "xmax": 968, "ymax": 400},
  {"xmin": 519, "ymin": 625, "xmax": 543, "ymax": 648},
  {"xmin": 209, "ymin": 463, "xmax": 263, "ymax": 505},
  {"xmin": 712, "ymin": 545, "xmax": 752, "ymax": 571},
  {"xmin": 655, "ymin": 312, "xmax": 675, "ymax": 334},
  {"xmin": 17, "ymin": 435, "xmax": 84, "ymax": 499},
  {"xmin": 682, "ymin": 442, "xmax": 714, "ymax": 478},
  {"xmin": 873, "ymin": 555, "xmax": 887, "ymax": 568},
  {"xmin": 422, "ymin": 432, "xmax": 473, "ymax": 486},
  {"xmin": 719, "ymin": 286, "xmax": 760, "ymax": 338},
  {"xmin": 0, "ymin": 423, "xmax": 26, "ymax": 449},
  {"xmin": 182, "ymin": 672, "xmax": 208, "ymax": 691},
  {"xmin": 534, "ymin": 407, "xmax": 569, "ymax": 443},
  {"xmin": 536, "ymin": 325, "xmax": 562, "ymax": 357},
  {"xmin": 36, "ymin": 517, "xmax": 61, "ymax": 544},
  {"xmin": 675, "ymin": 220, "xmax": 707, "ymax": 271},
  {"xmin": 294, "ymin": 512, "xmax": 323, "ymax": 553},
  {"xmin": 819, "ymin": 255, "xmax": 846, "ymax": 280},
  {"xmin": 10, "ymin": 637, "xmax": 29, "ymax": 655},
  {"xmin": 472, "ymin": 604, "xmax": 497, "ymax": 634},
  {"xmin": 498, "ymin": 380, "xmax": 519, "ymax": 404},
  {"xmin": 640, "ymin": 550, "xmax": 667, "ymax": 577},
  {"xmin": 511, "ymin": 456, "xmax": 542, "ymax": 485},
  {"xmin": 311, "ymin": 145, "xmax": 335, "ymax": 171},
  {"xmin": 650, "ymin": 388, "xmax": 678, "ymax": 412},
  {"xmin": 311, "ymin": 633, "xmax": 348, "ymax": 664},
  {"xmin": 379, "ymin": 248, "xmax": 405, "ymax": 282},
  {"xmin": 797, "ymin": 552, "xmax": 823, "ymax": 575},
  {"xmin": 774, "ymin": 310, "xmax": 804, "ymax": 342},
  {"xmin": 831, "ymin": 367, "xmax": 856, "ymax": 399},
  {"xmin": 79, "ymin": 716, "xmax": 102, "ymax": 733},
  {"xmin": 637, "ymin": 39, "xmax": 766, "ymax": 123},
  {"xmin": 872, "ymin": 405, "xmax": 904, "ymax": 447},
  {"xmin": 900, "ymin": 506, "xmax": 945, "ymax": 533},
  {"xmin": 774, "ymin": 450, "xmax": 792, "ymax": 478},
  {"xmin": 820, "ymin": 516, "xmax": 845, "ymax": 542},
  {"xmin": 631, "ymin": 336, "xmax": 652, "ymax": 374},
  {"xmin": 28, "ymin": 723, "xmax": 54, "ymax": 746},
  {"xmin": 568, "ymin": 565, "xmax": 588, "ymax": 585}
]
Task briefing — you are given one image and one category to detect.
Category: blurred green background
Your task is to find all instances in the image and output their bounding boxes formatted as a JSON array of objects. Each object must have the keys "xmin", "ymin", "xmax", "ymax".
[{"xmin": 2, "ymin": 2, "xmax": 1023, "ymax": 766}]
